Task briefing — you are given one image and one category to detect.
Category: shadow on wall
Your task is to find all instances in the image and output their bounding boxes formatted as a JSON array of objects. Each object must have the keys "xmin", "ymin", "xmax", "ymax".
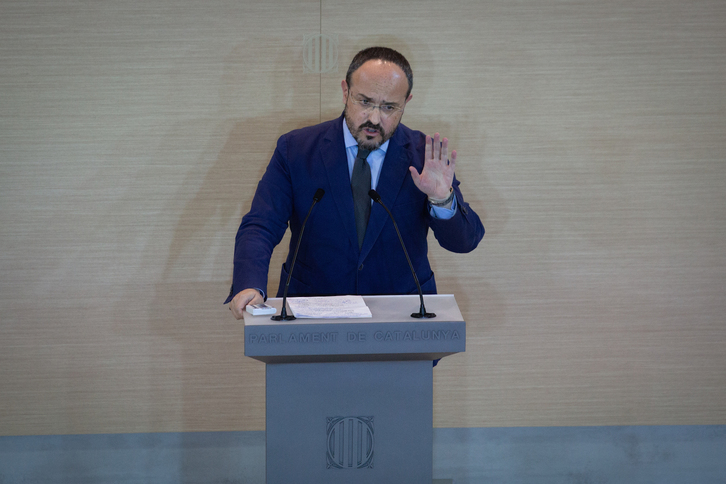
[
  {"xmin": 153, "ymin": 42, "xmax": 321, "ymax": 482},
  {"xmin": 93, "ymin": 39, "xmax": 321, "ymax": 480}
]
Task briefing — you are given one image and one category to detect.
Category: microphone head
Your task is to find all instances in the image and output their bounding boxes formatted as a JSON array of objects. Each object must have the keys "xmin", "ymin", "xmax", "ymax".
[
  {"xmin": 368, "ymin": 189, "xmax": 381, "ymax": 203},
  {"xmin": 313, "ymin": 188, "xmax": 325, "ymax": 202}
]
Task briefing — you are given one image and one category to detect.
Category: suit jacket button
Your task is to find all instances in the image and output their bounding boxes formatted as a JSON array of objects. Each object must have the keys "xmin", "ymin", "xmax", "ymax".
[{"xmin": 358, "ymin": 264, "xmax": 364, "ymax": 271}]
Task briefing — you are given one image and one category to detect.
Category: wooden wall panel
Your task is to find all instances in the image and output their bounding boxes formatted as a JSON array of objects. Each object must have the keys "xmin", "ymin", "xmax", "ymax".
[
  {"xmin": 320, "ymin": 0, "xmax": 726, "ymax": 427},
  {"xmin": 0, "ymin": 0, "xmax": 320, "ymax": 435},
  {"xmin": 1, "ymin": 0, "xmax": 725, "ymax": 436}
]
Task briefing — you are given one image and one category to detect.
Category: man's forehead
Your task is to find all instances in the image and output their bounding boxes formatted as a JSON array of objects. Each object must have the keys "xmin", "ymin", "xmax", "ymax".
[
  {"xmin": 349, "ymin": 60, "xmax": 409, "ymax": 101},
  {"xmin": 351, "ymin": 60, "xmax": 406, "ymax": 82}
]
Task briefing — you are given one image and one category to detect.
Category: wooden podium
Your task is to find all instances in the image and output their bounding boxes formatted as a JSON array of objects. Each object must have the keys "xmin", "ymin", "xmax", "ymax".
[{"xmin": 243, "ymin": 294, "xmax": 466, "ymax": 484}]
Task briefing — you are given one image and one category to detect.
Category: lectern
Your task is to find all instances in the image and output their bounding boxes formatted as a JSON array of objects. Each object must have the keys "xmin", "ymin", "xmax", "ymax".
[{"xmin": 243, "ymin": 294, "xmax": 466, "ymax": 484}]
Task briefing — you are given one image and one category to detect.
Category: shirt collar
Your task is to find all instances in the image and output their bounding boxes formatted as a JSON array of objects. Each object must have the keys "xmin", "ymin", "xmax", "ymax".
[{"xmin": 342, "ymin": 118, "xmax": 390, "ymax": 153}]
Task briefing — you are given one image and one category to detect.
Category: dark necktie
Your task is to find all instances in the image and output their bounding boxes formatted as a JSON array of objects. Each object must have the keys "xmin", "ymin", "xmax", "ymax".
[{"xmin": 351, "ymin": 148, "xmax": 372, "ymax": 249}]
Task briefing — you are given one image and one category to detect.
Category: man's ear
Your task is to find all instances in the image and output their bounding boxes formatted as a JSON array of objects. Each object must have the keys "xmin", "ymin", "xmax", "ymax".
[
  {"xmin": 341, "ymin": 80, "xmax": 349, "ymax": 103},
  {"xmin": 405, "ymin": 93, "xmax": 413, "ymax": 104}
]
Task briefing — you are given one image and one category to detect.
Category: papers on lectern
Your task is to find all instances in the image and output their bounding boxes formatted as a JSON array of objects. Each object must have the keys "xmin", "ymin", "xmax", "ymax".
[{"xmin": 286, "ymin": 295, "xmax": 372, "ymax": 319}]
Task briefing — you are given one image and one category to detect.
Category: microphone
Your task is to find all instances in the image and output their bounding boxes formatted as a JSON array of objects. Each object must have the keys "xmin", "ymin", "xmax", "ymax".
[
  {"xmin": 368, "ymin": 189, "xmax": 435, "ymax": 319},
  {"xmin": 272, "ymin": 188, "xmax": 325, "ymax": 321}
]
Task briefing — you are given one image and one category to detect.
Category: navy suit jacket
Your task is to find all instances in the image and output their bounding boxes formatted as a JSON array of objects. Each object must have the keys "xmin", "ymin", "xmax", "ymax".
[{"xmin": 225, "ymin": 114, "xmax": 484, "ymax": 302}]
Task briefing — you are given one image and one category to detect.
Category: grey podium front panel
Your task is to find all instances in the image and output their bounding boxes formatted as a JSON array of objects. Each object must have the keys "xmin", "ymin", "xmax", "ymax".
[
  {"xmin": 247, "ymin": 295, "xmax": 465, "ymax": 483},
  {"xmin": 266, "ymin": 360, "xmax": 433, "ymax": 484}
]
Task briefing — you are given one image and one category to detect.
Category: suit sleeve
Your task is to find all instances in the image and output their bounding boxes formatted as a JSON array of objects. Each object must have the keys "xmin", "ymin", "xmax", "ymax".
[
  {"xmin": 427, "ymin": 174, "xmax": 485, "ymax": 253},
  {"xmin": 225, "ymin": 135, "xmax": 293, "ymax": 303}
]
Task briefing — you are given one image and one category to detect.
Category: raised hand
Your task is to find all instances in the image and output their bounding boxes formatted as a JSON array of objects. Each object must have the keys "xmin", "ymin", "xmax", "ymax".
[{"xmin": 409, "ymin": 132, "xmax": 456, "ymax": 200}]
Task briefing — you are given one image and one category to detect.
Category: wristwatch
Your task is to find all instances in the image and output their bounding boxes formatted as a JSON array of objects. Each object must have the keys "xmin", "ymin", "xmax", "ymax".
[{"xmin": 428, "ymin": 187, "xmax": 454, "ymax": 207}]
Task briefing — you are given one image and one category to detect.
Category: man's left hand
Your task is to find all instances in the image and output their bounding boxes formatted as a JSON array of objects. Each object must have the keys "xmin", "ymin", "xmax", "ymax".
[{"xmin": 409, "ymin": 132, "xmax": 456, "ymax": 199}]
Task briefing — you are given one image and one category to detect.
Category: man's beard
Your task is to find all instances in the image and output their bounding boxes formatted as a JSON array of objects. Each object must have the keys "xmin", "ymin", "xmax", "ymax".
[{"xmin": 343, "ymin": 106, "xmax": 398, "ymax": 151}]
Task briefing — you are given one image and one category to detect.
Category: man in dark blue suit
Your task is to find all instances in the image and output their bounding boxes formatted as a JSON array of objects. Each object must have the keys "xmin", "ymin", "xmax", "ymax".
[{"xmin": 227, "ymin": 46, "xmax": 484, "ymax": 319}]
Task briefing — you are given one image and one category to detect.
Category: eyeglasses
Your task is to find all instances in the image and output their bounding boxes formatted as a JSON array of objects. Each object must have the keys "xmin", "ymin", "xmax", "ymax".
[{"xmin": 348, "ymin": 96, "xmax": 404, "ymax": 118}]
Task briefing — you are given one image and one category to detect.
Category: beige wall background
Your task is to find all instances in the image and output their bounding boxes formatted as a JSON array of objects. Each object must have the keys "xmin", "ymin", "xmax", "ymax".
[{"xmin": 1, "ymin": 0, "xmax": 725, "ymax": 436}]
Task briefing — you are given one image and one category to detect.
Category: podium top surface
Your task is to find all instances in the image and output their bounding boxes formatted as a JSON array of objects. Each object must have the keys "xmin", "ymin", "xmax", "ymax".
[
  {"xmin": 242, "ymin": 294, "xmax": 466, "ymax": 364},
  {"xmin": 243, "ymin": 294, "xmax": 464, "ymax": 327}
]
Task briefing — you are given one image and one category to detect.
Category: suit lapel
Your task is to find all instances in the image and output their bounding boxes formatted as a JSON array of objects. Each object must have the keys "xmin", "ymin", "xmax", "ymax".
[{"xmin": 359, "ymin": 129, "xmax": 412, "ymax": 261}]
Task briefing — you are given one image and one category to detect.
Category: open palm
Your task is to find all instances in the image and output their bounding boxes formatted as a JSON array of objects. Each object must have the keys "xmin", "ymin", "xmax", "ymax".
[{"xmin": 409, "ymin": 132, "xmax": 456, "ymax": 199}]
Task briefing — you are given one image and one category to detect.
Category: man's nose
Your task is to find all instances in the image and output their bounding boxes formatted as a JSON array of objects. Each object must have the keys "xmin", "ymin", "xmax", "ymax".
[{"xmin": 367, "ymin": 106, "xmax": 381, "ymax": 125}]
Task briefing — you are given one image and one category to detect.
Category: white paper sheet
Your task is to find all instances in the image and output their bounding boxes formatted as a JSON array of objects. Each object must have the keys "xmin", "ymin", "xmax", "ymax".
[{"xmin": 286, "ymin": 295, "xmax": 372, "ymax": 319}]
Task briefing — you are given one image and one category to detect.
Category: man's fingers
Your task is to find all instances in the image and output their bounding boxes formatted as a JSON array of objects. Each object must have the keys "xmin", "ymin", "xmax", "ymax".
[
  {"xmin": 427, "ymin": 133, "xmax": 454, "ymax": 165},
  {"xmin": 249, "ymin": 292, "xmax": 264, "ymax": 307},
  {"xmin": 420, "ymin": 133, "xmax": 457, "ymax": 197},
  {"xmin": 232, "ymin": 298, "xmax": 247, "ymax": 320},
  {"xmin": 229, "ymin": 289, "xmax": 262, "ymax": 320},
  {"xmin": 440, "ymin": 137, "xmax": 449, "ymax": 164}
]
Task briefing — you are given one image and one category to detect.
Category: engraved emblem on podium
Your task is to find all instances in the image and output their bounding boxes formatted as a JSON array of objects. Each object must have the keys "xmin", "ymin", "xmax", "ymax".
[{"xmin": 326, "ymin": 416, "xmax": 374, "ymax": 469}]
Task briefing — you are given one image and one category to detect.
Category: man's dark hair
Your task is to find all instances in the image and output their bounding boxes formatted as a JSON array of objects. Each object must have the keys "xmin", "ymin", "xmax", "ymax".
[{"xmin": 345, "ymin": 46, "xmax": 413, "ymax": 98}]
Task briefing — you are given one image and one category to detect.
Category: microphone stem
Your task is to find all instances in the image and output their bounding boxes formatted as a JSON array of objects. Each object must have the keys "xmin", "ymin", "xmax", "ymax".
[
  {"xmin": 373, "ymin": 196, "xmax": 434, "ymax": 319},
  {"xmin": 285, "ymin": 200, "xmax": 317, "ymax": 295},
  {"xmin": 273, "ymin": 197, "xmax": 319, "ymax": 321}
]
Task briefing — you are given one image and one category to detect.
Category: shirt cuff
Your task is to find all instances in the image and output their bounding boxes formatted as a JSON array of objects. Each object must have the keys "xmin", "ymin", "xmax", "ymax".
[{"xmin": 429, "ymin": 194, "xmax": 457, "ymax": 220}]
